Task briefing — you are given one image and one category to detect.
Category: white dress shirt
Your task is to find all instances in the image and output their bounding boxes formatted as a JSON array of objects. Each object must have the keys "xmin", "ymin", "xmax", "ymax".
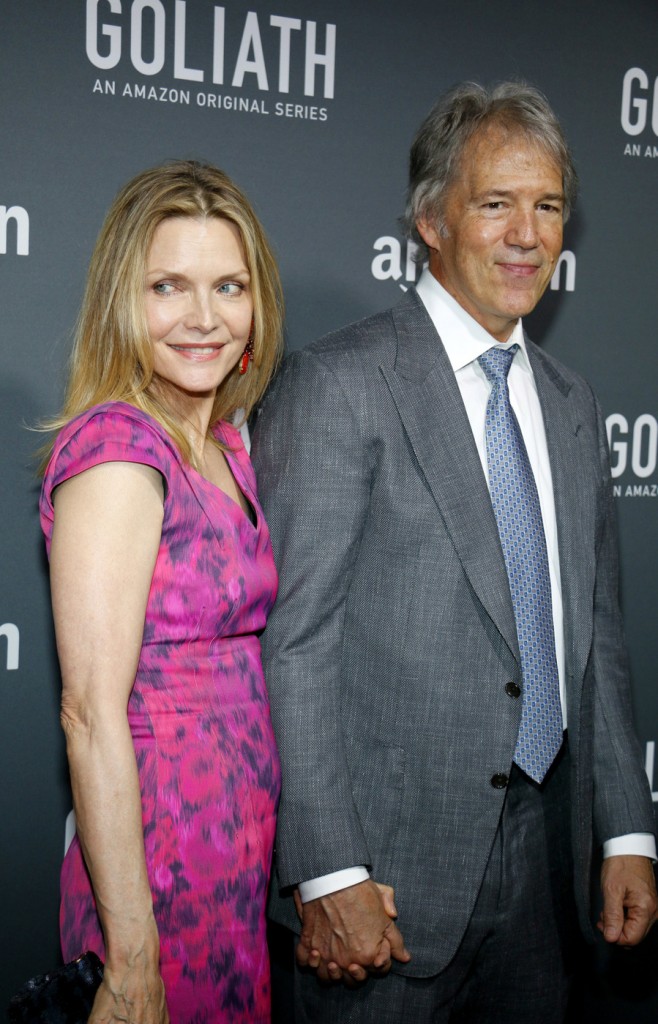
[
  {"xmin": 417, "ymin": 270, "xmax": 568, "ymax": 722},
  {"xmin": 299, "ymin": 273, "xmax": 655, "ymax": 902}
]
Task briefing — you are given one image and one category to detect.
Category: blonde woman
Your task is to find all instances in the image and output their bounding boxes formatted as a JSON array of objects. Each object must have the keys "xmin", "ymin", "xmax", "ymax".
[{"xmin": 40, "ymin": 162, "xmax": 283, "ymax": 1023}]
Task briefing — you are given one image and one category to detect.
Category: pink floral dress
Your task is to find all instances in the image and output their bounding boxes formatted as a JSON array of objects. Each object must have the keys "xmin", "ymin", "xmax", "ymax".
[{"xmin": 40, "ymin": 402, "xmax": 281, "ymax": 1024}]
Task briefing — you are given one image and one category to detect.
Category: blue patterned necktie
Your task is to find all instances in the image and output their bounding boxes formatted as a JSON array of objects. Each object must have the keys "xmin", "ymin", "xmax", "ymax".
[{"xmin": 478, "ymin": 345, "xmax": 563, "ymax": 784}]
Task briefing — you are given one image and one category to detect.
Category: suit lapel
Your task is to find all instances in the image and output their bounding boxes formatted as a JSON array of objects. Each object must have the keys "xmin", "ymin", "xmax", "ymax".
[
  {"xmin": 526, "ymin": 342, "xmax": 596, "ymax": 690},
  {"xmin": 380, "ymin": 291, "xmax": 520, "ymax": 664},
  {"xmin": 379, "ymin": 289, "xmax": 595, "ymax": 700}
]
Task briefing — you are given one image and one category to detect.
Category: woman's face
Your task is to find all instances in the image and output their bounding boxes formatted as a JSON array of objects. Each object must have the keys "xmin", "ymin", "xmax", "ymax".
[{"xmin": 144, "ymin": 216, "xmax": 253, "ymax": 405}]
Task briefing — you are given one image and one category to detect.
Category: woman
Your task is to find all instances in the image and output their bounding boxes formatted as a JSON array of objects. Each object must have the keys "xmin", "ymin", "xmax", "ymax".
[{"xmin": 39, "ymin": 161, "xmax": 284, "ymax": 1023}]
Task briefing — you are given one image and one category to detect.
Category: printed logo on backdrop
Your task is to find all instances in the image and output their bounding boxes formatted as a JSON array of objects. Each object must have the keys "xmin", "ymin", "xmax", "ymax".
[
  {"xmin": 371, "ymin": 235, "xmax": 576, "ymax": 294},
  {"xmin": 0, "ymin": 205, "xmax": 29, "ymax": 256},
  {"xmin": 621, "ymin": 67, "xmax": 658, "ymax": 158},
  {"xmin": 607, "ymin": 413, "xmax": 658, "ymax": 497},
  {"xmin": 0, "ymin": 623, "xmax": 20, "ymax": 670},
  {"xmin": 86, "ymin": 0, "xmax": 335, "ymax": 123}
]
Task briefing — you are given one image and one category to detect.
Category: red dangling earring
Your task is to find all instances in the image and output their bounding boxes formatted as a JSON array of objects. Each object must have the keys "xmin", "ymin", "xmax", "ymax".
[{"xmin": 239, "ymin": 321, "xmax": 255, "ymax": 375}]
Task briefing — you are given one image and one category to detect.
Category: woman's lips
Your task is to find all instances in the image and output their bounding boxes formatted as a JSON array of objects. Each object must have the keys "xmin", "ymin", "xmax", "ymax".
[{"xmin": 169, "ymin": 344, "xmax": 224, "ymax": 360}]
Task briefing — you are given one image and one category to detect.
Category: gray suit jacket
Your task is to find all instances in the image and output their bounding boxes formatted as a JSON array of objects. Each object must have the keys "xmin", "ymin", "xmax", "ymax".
[{"xmin": 251, "ymin": 289, "xmax": 655, "ymax": 977}]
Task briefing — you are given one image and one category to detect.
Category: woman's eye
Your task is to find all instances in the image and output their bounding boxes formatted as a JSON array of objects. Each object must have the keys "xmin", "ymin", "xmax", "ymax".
[
  {"xmin": 153, "ymin": 282, "xmax": 175, "ymax": 295},
  {"xmin": 218, "ymin": 282, "xmax": 243, "ymax": 296}
]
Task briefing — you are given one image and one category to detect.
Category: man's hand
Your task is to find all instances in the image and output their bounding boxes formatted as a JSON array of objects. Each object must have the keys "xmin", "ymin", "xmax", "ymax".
[
  {"xmin": 598, "ymin": 854, "xmax": 658, "ymax": 946},
  {"xmin": 295, "ymin": 879, "xmax": 411, "ymax": 984}
]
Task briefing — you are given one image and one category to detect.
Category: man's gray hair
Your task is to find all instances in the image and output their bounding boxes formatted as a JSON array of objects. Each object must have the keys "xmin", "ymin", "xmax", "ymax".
[{"xmin": 404, "ymin": 81, "xmax": 578, "ymax": 259}]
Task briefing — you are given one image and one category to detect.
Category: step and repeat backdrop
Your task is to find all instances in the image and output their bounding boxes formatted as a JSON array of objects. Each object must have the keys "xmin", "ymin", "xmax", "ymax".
[{"xmin": 2, "ymin": 1, "xmax": 658, "ymax": 1019}]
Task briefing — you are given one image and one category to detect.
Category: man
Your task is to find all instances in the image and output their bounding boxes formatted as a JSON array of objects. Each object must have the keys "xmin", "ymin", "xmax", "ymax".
[{"xmin": 252, "ymin": 82, "xmax": 657, "ymax": 1022}]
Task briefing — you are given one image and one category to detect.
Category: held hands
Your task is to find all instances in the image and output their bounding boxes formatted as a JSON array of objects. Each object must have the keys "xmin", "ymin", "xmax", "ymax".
[
  {"xmin": 598, "ymin": 854, "xmax": 658, "ymax": 946},
  {"xmin": 295, "ymin": 879, "xmax": 411, "ymax": 985}
]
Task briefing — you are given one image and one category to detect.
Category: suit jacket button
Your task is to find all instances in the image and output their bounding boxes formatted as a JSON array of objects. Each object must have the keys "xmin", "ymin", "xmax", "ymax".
[
  {"xmin": 505, "ymin": 682, "xmax": 521, "ymax": 699},
  {"xmin": 490, "ymin": 773, "xmax": 509, "ymax": 789}
]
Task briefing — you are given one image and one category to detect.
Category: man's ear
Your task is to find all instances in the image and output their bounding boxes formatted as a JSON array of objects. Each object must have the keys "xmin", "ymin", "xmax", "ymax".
[{"xmin": 416, "ymin": 217, "xmax": 442, "ymax": 253}]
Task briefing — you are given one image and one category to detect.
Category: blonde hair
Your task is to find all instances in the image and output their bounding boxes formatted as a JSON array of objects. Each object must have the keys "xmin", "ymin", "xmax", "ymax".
[{"xmin": 41, "ymin": 160, "xmax": 283, "ymax": 469}]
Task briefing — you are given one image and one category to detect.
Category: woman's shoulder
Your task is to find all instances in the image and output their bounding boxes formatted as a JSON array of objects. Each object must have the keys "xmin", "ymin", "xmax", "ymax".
[
  {"xmin": 53, "ymin": 402, "xmax": 180, "ymax": 463},
  {"xmin": 43, "ymin": 402, "xmax": 180, "ymax": 506},
  {"xmin": 56, "ymin": 400, "xmax": 166, "ymax": 444},
  {"xmin": 213, "ymin": 418, "xmax": 256, "ymax": 484},
  {"xmin": 214, "ymin": 418, "xmax": 252, "ymax": 464},
  {"xmin": 213, "ymin": 418, "xmax": 247, "ymax": 450}
]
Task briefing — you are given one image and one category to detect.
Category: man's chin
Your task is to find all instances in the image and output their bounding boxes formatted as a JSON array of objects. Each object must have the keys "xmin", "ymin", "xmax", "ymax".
[{"xmin": 500, "ymin": 288, "xmax": 551, "ymax": 321}]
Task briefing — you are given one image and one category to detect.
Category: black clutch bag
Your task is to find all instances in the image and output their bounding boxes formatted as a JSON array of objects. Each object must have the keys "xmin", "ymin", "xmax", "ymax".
[{"xmin": 7, "ymin": 951, "xmax": 104, "ymax": 1024}]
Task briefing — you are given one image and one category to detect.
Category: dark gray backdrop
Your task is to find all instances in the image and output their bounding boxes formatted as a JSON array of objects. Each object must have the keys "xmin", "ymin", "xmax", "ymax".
[{"xmin": 2, "ymin": 1, "xmax": 658, "ymax": 1019}]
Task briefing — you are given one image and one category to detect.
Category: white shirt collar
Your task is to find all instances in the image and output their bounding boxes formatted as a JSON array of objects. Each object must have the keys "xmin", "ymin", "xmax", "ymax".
[{"xmin": 415, "ymin": 268, "xmax": 532, "ymax": 376}]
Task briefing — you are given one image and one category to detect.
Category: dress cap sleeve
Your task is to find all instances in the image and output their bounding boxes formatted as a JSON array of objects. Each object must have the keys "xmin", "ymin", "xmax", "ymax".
[{"xmin": 40, "ymin": 402, "xmax": 179, "ymax": 529}]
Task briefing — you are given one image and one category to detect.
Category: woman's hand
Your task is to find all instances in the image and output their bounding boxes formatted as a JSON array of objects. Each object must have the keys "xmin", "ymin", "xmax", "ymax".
[
  {"xmin": 91, "ymin": 914, "xmax": 168, "ymax": 1023},
  {"xmin": 90, "ymin": 949, "xmax": 168, "ymax": 1024}
]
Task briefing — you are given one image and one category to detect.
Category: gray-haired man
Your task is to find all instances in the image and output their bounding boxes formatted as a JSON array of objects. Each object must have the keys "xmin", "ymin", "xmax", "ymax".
[{"xmin": 252, "ymin": 82, "xmax": 657, "ymax": 1022}]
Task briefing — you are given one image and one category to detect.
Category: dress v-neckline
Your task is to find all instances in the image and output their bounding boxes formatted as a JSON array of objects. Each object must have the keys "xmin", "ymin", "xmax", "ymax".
[
  {"xmin": 190, "ymin": 430, "xmax": 258, "ymax": 530},
  {"xmin": 107, "ymin": 403, "xmax": 259, "ymax": 531}
]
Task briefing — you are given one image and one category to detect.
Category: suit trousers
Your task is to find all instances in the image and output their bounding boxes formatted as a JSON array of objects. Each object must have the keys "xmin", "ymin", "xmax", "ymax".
[{"xmin": 293, "ymin": 740, "xmax": 580, "ymax": 1024}]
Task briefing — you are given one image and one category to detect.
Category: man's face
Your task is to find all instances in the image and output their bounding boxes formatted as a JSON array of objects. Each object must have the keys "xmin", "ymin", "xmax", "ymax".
[{"xmin": 417, "ymin": 128, "xmax": 564, "ymax": 342}]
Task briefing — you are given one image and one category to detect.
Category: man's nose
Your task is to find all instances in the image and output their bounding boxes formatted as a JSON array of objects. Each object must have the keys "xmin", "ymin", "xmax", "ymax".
[{"xmin": 506, "ymin": 208, "xmax": 540, "ymax": 248}]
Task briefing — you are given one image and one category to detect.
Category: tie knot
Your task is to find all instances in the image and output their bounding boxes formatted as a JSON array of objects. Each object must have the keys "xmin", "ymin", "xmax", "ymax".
[{"xmin": 478, "ymin": 344, "xmax": 518, "ymax": 385}]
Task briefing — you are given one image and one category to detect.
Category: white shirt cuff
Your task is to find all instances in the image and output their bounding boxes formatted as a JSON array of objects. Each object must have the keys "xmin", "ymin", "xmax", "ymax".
[
  {"xmin": 298, "ymin": 866, "xmax": 370, "ymax": 903},
  {"xmin": 602, "ymin": 833, "xmax": 657, "ymax": 861}
]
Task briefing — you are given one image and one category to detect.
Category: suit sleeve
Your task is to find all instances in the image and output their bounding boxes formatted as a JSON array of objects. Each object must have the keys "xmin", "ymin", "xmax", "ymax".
[
  {"xmin": 589, "ymin": 392, "xmax": 655, "ymax": 844},
  {"xmin": 251, "ymin": 347, "xmax": 373, "ymax": 887}
]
